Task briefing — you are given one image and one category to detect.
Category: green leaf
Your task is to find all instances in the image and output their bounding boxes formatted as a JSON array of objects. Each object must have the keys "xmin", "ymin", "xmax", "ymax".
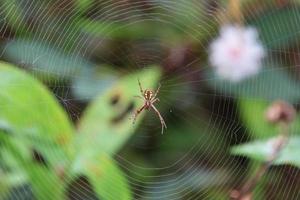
[
  {"xmin": 0, "ymin": 144, "xmax": 27, "ymax": 186},
  {"xmin": 0, "ymin": 62, "xmax": 73, "ymax": 199},
  {"xmin": 78, "ymin": 66, "xmax": 161, "ymax": 155},
  {"xmin": 238, "ymin": 99, "xmax": 278, "ymax": 138},
  {"xmin": 4, "ymin": 39, "xmax": 93, "ymax": 82},
  {"xmin": 27, "ymin": 165, "xmax": 64, "ymax": 200},
  {"xmin": 231, "ymin": 136, "xmax": 300, "ymax": 168},
  {"xmin": 248, "ymin": 6, "xmax": 300, "ymax": 49},
  {"xmin": 239, "ymin": 99, "xmax": 300, "ymax": 138},
  {"xmin": 206, "ymin": 66, "xmax": 300, "ymax": 103},
  {"xmin": 1, "ymin": 132, "xmax": 65, "ymax": 200},
  {"xmin": 70, "ymin": 66, "xmax": 160, "ymax": 199},
  {"xmin": 72, "ymin": 153, "xmax": 132, "ymax": 200},
  {"xmin": 0, "ymin": 62, "xmax": 74, "ymax": 166},
  {"xmin": 0, "ymin": 170, "xmax": 10, "ymax": 199}
]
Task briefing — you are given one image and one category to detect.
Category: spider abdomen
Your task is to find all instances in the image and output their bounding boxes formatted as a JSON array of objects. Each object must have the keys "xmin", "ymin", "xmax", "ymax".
[{"xmin": 144, "ymin": 90, "xmax": 153, "ymax": 100}]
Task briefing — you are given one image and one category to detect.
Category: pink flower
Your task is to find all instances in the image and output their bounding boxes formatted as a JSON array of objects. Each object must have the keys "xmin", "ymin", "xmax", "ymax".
[{"xmin": 209, "ymin": 25, "xmax": 266, "ymax": 82}]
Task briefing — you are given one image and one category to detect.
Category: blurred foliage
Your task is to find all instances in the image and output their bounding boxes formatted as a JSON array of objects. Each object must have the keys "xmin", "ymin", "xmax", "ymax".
[
  {"xmin": 71, "ymin": 153, "xmax": 132, "ymax": 200},
  {"xmin": 1, "ymin": 0, "xmax": 300, "ymax": 199},
  {"xmin": 238, "ymin": 99, "xmax": 300, "ymax": 139},
  {"xmin": 0, "ymin": 62, "xmax": 160, "ymax": 199},
  {"xmin": 71, "ymin": 66, "xmax": 117, "ymax": 101},
  {"xmin": 249, "ymin": 6, "xmax": 300, "ymax": 49},
  {"xmin": 206, "ymin": 65, "xmax": 300, "ymax": 103},
  {"xmin": 0, "ymin": 63, "xmax": 74, "ymax": 166},
  {"xmin": 232, "ymin": 136, "xmax": 300, "ymax": 167},
  {"xmin": 0, "ymin": 63, "xmax": 70, "ymax": 199},
  {"xmin": 4, "ymin": 39, "xmax": 92, "ymax": 82}
]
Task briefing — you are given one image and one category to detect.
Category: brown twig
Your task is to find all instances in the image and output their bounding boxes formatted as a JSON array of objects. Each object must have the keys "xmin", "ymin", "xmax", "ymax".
[{"xmin": 228, "ymin": 0, "xmax": 243, "ymax": 25}]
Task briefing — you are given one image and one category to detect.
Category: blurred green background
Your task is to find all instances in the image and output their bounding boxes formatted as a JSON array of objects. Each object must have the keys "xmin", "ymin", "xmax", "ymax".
[{"xmin": 1, "ymin": 0, "xmax": 300, "ymax": 199}]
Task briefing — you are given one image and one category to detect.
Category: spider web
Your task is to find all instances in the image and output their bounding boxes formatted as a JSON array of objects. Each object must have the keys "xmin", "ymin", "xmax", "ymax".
[{"xmin": 0, "ymin": 0, "xmax": 300, "ymax": 200}]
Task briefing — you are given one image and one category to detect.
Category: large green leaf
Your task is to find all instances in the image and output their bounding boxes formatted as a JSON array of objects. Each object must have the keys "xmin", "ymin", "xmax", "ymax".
[
  {"xmin": 231, "ymin": 136, "xmax": 300, "ymax": 168},
  {"xmin": 72, "ymin": 153, "xmax": 132, "ymax": 200},
  {"xmin": 71, "ymin": 66, "xmax": 160, "ymax": 199},
  {"xmin": 248, "ymin": 6, "xmax": 300, "ymax": 49},
  {"xmin": 77, "ymin": 66, "xmax": 161, "ymax": 155},
  {"xmin": 206, "ymin": 66, "xmax": 300, "ymax": 103},
  {"xmin": 238, "ymin": 99, "xmax": 300, "ymax": 139},
  {"xmin": 0, "ymin": 62, "xmax": 74, "ymax": 166}
]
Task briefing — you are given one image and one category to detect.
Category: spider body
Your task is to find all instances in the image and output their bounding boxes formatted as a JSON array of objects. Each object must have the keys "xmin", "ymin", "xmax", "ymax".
[
  {"xmin": 144, "ymin": 90, "xmax": 153, "ymax": 108},
  {"xmin": 132, "ymin": 79, "xmax": 167, "ymax": 134}
]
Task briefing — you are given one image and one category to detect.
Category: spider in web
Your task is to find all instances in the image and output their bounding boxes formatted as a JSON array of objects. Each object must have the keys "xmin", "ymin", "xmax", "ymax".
[{"xmin": 132, "ymin": 79, "xmax": 167, "ymax": 134}]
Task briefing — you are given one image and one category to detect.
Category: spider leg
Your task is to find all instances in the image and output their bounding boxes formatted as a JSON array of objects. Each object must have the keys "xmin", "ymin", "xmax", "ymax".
[
  {"xmin": 151, "ymin": 104, "xmax": 167, "ymax": 134},
  {"xmin": 134, "ymin": 95, "xmax": 144, "ymax": 100},
  {"xmin": 137, "ymin": 78, "xmax": 143, "ymax": 95},
  {"xmin": 152, "ymin": 83, "xmax": 161, "ymax": 99},
  {"xmin": 151, "ymin": 98, "xmax": 160, "ymax": 104},
  {"xmin": 132, "ymin": 105, "xmax": 146, "ymax": 124}
]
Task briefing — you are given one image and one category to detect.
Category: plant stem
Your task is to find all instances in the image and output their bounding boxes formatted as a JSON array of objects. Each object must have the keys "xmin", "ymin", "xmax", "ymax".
[{"xmin": 228, "ymin": 0, "xmax": 243, "ymax": 25}]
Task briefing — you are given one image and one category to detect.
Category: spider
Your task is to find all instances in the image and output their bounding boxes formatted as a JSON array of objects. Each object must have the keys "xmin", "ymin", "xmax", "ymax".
[{"xmin": 132, "ymin": 79, "xmax": 167, "ymax": 134}]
